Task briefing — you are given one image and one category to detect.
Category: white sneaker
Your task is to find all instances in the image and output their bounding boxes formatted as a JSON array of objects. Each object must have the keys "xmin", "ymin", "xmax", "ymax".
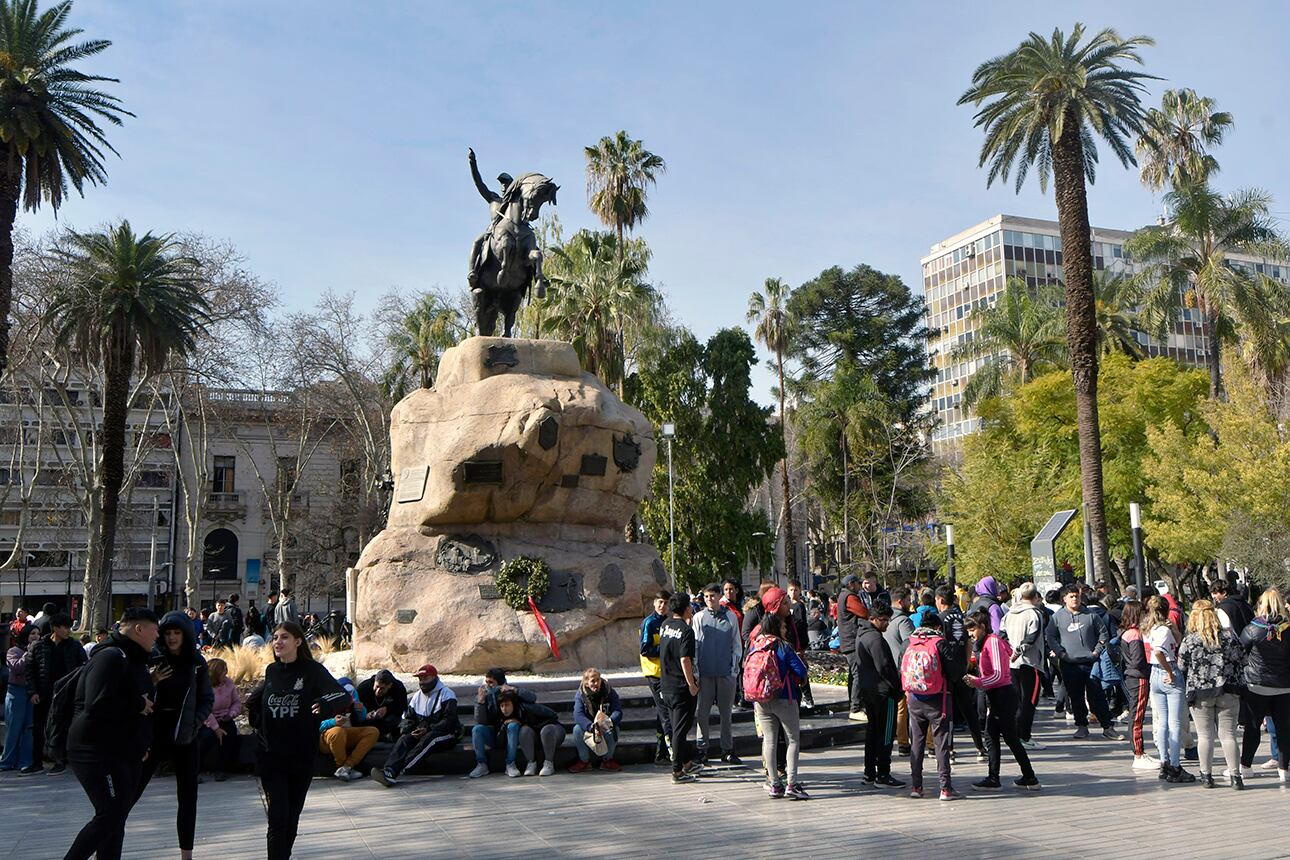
[
  {"xmin": 1261, "ymin": 758, "xmax": 1280, "ymax": 769},
  {"xmin": 506, "ymin": 763, "xmax": 522, "ymax": 778},
  {"xmin": 1279, "ymin": 768, "xmax": 1287, "ymax": 784},
  {"xmin": 539, "ymin": 762, "xmax": 555, "ymax": 777},
  {"xmin": 333, "ymin": 766, "xmax": 351, "ymax": 782},
  {"xmin": 469, "ymin": 763, "xmax": 489, "ymax": 779},
  {"xmin": 1020, "ymin": 739, "xmax": 1045, "ymax": 751},
  {"xmin": 523, "ymin": 762, "xmax": 538, "ymax": 777},
  {"xmin": 848, "ymin": 712, "xmax": 866, "ymax": 721},
  {"xmin": 1132, "ymin": 755, "xmax": 1158, "ymax": 770},
  {"xmin": 347, "ymin": 768, "xmax": 365, "ymax": 780}
]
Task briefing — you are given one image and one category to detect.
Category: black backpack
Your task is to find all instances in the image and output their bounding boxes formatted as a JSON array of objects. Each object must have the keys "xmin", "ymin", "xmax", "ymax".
[{"xmin": 44, "ymin": 645, "xmax": 124, "ymax": 762}]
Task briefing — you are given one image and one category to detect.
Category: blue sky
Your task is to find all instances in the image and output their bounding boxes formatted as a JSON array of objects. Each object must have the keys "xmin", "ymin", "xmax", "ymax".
[{"xmin": 26, "ymin": 1, "xmax": 1290, "ymax": 402}]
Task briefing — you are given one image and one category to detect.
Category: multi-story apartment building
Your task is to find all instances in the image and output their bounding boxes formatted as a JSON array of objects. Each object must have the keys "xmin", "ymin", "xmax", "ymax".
[{"xmin": 923, "ymin": 214, "xmax": 1290, "ymax": 454}]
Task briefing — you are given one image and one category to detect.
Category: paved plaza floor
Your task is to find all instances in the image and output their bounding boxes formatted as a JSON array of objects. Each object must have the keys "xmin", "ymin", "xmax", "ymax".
[{"xmin": 3, "ymin": 708, "xmax": 1285, "ymax": 860}]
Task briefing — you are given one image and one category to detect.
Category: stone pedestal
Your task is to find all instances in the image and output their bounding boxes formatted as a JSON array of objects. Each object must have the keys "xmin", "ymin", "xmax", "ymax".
[{"xmin": 353, "ymin": 337, "xmax": 664, "ymax": 673}]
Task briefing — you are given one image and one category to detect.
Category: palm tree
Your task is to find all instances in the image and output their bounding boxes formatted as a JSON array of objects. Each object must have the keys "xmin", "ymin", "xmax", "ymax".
[
  {"xmin": 747, "ymin": 276, "xmax": 798, "ymax": 583},
  {"xmin": 1092, "ymin": 271, "xmax": 1145, "ymax": 358},
  {"xmin": 953, "ymin": 277, "xmax": 1066, "ymax": 407},
  {"xmin": 1136, "ymin": 88, "xmax": 1232, "ymax": 192},
  {"xmin": 382, "ymin": 292, "xmax": 466, "ymax": 400},
  {"xmin": 1127, "ymin": 183, "xmax": 1288, "ymax": 398},
  {"xmin": 46, "ymin": 222, "xmax": 210, "ymax": 627},
  {"xmin": 545, "ymin": 229, "xmax": 659, "ymax": 393},
  {"xmin": 584, "ymin": 131, "xmax": 666, "ymax": 248},
  {"xmin": 0, "ymin": 0, "xmax": 131, "ymax": 373},
  {"xmin": 958, "ymin": 24, "xmax": 1155, "ymax": 584}
]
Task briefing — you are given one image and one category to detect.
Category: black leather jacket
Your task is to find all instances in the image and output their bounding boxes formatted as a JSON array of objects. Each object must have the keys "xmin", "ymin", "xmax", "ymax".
[{"xmin": 1240, "ymin": 616, "xmax": 1290, "ymax": 689}]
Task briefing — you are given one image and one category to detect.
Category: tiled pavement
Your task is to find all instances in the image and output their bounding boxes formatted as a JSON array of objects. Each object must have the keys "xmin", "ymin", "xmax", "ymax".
[{"xmin": 4, "ymin": 707, "xmax": 1286, "ymax": 860}]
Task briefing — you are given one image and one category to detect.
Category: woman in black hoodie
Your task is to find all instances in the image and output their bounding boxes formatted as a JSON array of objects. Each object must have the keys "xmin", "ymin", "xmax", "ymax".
[
  {"xmin": 247, "ymin": 622, "xmax": 348, "ymax": 860},
  {"xmin": 135, "ymin": 611, "xmax": 213, "ymax": 860}
]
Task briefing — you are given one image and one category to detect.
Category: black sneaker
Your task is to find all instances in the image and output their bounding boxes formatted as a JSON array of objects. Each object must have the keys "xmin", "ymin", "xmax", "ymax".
[
  {"xmin": 1158, "ymin": 763, "xmax": 1171, "ymax": 781},
  {"xmin": 682, "ymin": 760, "xmax": 704, "ymax": 775},
  {"xmin": 47, "ymin": 763, "xmax": 66, "ymax": 776},
  {"xmin": 1183, "ymin": 746, "xmax": 1198, "ymax": 762},
  {"xmin": 372, "ymin": 769, "xmax": 398, "ymax": 788},
  {"xmin": 672, "ymin": 771, "xmax": 697, "ymax": 784},
  {"xmin": 17, "ymin": 765, "xmax": 42, "ymax": 776},
  {"xmin": 874, "ymin": 774, "xmax": 906, "ymax": 788},
  {"xmin": 861, "ymin": 774, "xmax": 877, "ymax": 786},
  {"xmin": 720, "ymin": 752, "xmax": 743, "ymax": 766},
  {"xmin": 1014, "ymin": 776, "xmax": 1041, "ymax": 791},
  {"xmin": 972, "ymin": 776, "xmax": 1001, "ymax": 791}
]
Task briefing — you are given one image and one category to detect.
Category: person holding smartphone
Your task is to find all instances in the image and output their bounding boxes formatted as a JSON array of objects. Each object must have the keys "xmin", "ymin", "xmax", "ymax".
[{"xmin": 246, "ymin": 622, "xmax": 348, "ymax": 860}]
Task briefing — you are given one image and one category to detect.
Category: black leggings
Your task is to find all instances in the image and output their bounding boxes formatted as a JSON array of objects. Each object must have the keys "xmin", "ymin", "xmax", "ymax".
[
  {"xmin": 65, "ymin": 758, "xmax": 144, "ymax": 860},
  {"xmin": 137, "ymin": 738, "xmax": 201, "ymax": 851},
  {"xmin": 199, "ymin": 720, "xmax": 241, "ymax": 775},
  {"xmin": 1242, "ymin": 690, "xmax": 1290, "ymax": 768},
  {"xmin": 259, "ymin": 752, "xmax": 315, "ymax": 860},
  {"xmin": 983, "ymin": 684, "xmax": 1035, "ymax": 780}
]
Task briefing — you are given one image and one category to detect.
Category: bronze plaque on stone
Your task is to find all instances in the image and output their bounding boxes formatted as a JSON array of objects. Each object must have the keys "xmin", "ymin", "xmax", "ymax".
[
  {"xmin": 396, "ymin": 609, "xmax": 418, "ymax": 624},
  {"xmin": 463, "ymin": 460, "xmax": 504, "ymax": 485},
  {"xmin": 478, "ymin": 584, "xmax": 501, "ymax": 600},
  {"xmin": 396, "ymin": 466, "xmax": 429, "ymax": 504},
  {"xmin": 580, "ymin": 454, "xmax": 607, "ymax": 477}
]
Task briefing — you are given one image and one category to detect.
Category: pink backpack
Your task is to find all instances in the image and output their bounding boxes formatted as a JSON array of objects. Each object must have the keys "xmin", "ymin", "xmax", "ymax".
[
  {"xmin": 742, "ymin": 633, "xmax": 785, "ymax": 703},
  {"xmin": 900, "ymin": 634, "xmax": 946, "ymax": 695}
]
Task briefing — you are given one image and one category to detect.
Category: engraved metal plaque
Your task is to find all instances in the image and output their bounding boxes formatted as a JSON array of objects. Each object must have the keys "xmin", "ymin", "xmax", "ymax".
[
  {"xmin": 560, "ymin": 474, "xmax": 579, "ymax": 489},
  {"xmin": 396, "ymin": 466, "xmax": 429, "ymax": 504},
  {"xmin": 580, "ymin": 453, "xmax": 607, "ymax": 477},
  {"xmin": 463, "ymin": 460, "xmax": 504, "ymax": 485},
  {"xmin": 478, "ymin": 584, "xmax": 501, "ymax": 600},
  {"xmin": 538, "ymin": 415, "xmax": 559, "ymax": 450},
  {"xmin": 395, "ymin": 609, "xmax": 418, "ymax": 624}
]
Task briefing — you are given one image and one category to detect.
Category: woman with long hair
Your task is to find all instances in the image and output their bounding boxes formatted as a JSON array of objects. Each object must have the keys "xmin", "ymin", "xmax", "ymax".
[
  {"xmin": 247, "ymin": 622, "xmax": 348, "ymax": 860},
  {"xmin": 748, "ymin": 611, "xmax": 809, "ymax": 800},
  {"xmin": 1, "ymin": 625, "xmax": 35, "ymax": 771},
  {"xmin": 134, "ymin": 611, "xmax": 213, "ymax": 860},
  {"xmin": 1239, "ymin": 587, "xmax": 1290, "ymax": 782},
  {"xmin": 1179, "ymin": 599, "xmax": 1246, "ymax": 789},
  {"xmin": 200, "ymin": 657, "xmax": 242, "ymax": 781},
  {"xmin": 570, "ymin": 667, "xmax": 623, "ymax": 772},
  {"xmin": 1118, "ymin": 601, "xmax": 1155, "ymax": 771},
  {"xmin": 963, "ymin": 609, "xmax": 1039, "ymax": 790},
  {"xmin": 1144, "ymin": 595, "xmax": 1193, "ymax": 783}
]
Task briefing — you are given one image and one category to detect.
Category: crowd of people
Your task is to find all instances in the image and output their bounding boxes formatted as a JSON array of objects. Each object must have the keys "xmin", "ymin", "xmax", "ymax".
[{"xmin": 0, "ymin": 571, "xmax": 1287, "ymax": 857}]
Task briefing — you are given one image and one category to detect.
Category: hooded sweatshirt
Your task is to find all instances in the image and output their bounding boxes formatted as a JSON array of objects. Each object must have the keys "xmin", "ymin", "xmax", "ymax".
[
  {"xmin": 853, "ymin": 618, "xmax": 901, "ymax": 699},
  {"xmin": 692, "ymin": 604, "xmax": 742, "ymax": 678},
  {"xmin": 971, "ymin": 633, "xmax": 1013, "ymax": 690},
  {"xmin": 154, "ymin": 610, "xmax": 214, "ymax": 747},
  {"xmin": 970, "ymin": 576, "xmax": 1007, "ymax": 636},
  {"xmin": 1002, "ymin": 601, "xmax": 1044, "ymax": 670},
  {"xmin": 1046, "ymin": 605, "xmax": 1107, "ymax": 665}
]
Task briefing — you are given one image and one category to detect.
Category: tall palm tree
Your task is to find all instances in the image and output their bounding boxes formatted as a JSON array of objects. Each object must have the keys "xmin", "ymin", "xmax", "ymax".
[
  {"xmin": 747, "ymin": 276, "xmax": 798, "ymax": 583},
  {"xmin": 46, "ymin": 222, "xmax": 210, "ymax": 627},
  {"xmin": 1136, "ymin": 88, "xmax": 1232, "ymax": 193},
  {"xmin": 958, "ymin": 24, "xmax": 1155, "ymax": 584},
  {"xmin": 584, "ymin": 131, "xmax": 666, "ymax": 248},
  {"xmin": 545, "ymin": 229, "xmax": 659, "ymax": 393},
  {"xmin": 953, "ymin": 277, "xmax": 1066, "ymax": 407},
  {"xmin": 1092, "ymin": 271, "xmax": 1145, "ymax": 358},
  {"xmin": 1127, "ymin": 183, "xmax": 1288, "ymax": 398},
  {"xmin": 382, "ymin": 292, "xmax": 465, "ymax": 400},
  {"xmin": 0, "ymin": 0, "xmax": 131, "ymax": 373}
]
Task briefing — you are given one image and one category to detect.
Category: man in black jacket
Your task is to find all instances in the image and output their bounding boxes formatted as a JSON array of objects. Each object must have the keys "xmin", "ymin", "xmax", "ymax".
[
  {"xmin": 374, "ymin": 665, "xmax": 460, "ymax": 787},
  {"xmin": 1212, "ymin": 580, "xmax": 1254, "ymax": 632},
  {"xmin": 30, "ymin": 613, "xmax": 87, "ymax": 774},
  {"xmin": 837, "ymin": 574, "xmax": 867, "ymax": 719},
  {"xmin": 63, "ymin": 607, "xmax": 159, "ymax": 860},
  {"xmin": 357, "ymin": 670, "xmax": 408, "ymax": 741},
  {"xmin": 222, "ymin": 593, "xmax": 245, "ymax": 646},
  {"xmin": 855, "ymin": 603, "xmax": 904, "ymax": 787},
  {"xmin": 935, "ymin": 586, "xmax": 987, "ymax": 760}
]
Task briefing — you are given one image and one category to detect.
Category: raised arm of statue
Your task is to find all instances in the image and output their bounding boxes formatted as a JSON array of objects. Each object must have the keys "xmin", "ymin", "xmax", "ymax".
[{"xmin": 468, "ymin": 148, "xmax": 500, "ymax": 205}]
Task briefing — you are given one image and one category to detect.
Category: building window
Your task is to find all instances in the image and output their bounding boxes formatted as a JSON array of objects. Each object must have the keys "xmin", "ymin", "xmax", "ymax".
[
  {"xmin": 137, "ymin": 469, "xmax": 171, "ymax": 489},
  {"xmin": 212, "ymin": 456, "xmax": 236, "ymax": 493},
  {"xmin": 203, "ymin": 528, "xmax": 239, "ymax": 580}
]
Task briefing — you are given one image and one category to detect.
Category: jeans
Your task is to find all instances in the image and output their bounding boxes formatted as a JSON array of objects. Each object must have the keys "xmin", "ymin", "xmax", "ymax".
[
  {"xmin": 573, "ymin": 724, "xmax": 619, "ymax": 762},
  {"xmin": 755, "ymin": 697, "xmax": 800, "ymax": 786},
  {"xmin": 1190, "ymin": 692, "xmax": 1241, "ymax": 777},
  {"xmin": 695, "ymin": 675, "xmax": 736, "ymax": 754},
  {"xmin": 1062, "ymin": 660, "xmax": 1113, "ymax": 729},
  {"xmin": 1124, "ymin": 676, "xmax": 1149, "ymax": 757},
  {"xmin": 1269, "ymin": 716, "xmax": 1281, "ymax": 760},
  {"xmin": 1149, "ymin": 665, "xmax": 1186, "ymax": 766},
  {"xmin": 983, "ymin": 684, "xmax": 1035, "ymax": 780},
  {"xmin": 472, "ymin": 722, "xmax": 522, "ymax": 766},
  {"xmin": 908, "ymin": 694, "xmax": 952, "ymax": 792},
  {"xmin": 1, "ymin": 683, "xmax": 32, "ymax": 770},
  {"xmin": 1012, "ymin": 665, "xmax": 1040, "ymax": 742}
]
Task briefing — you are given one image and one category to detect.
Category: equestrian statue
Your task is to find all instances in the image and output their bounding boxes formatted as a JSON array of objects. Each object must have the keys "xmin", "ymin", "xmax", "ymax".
[{"xmin": 467, "ymin": 148, "xmax": 559, "ymax": 337}]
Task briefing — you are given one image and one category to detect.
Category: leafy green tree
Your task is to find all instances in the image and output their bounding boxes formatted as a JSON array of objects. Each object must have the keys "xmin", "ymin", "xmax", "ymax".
[
  {"xmin": 1092, "ymin": 271, "xmax": 1145, "ymax": 358},
  {"xmin": 746, "ymin": 276, "xmax": 798, "ymax": 583},
  {"xmin": 584, "ymin": 130, "xmax": 666, "ymax": 247},
  {"xmin": 0, "ymin": 0, "xmax": 131, "ymax": 374},
  {"xmin": 46, "ymin": 222, "xmax": 211, "ymax": 627},
  {"xmin": 959, "ymin": 24, "xmax": 1156, "ymax": 584},
  {"xmin": 786, "ymin": 263, "xmax": 932, "ymax": 413},
  {"xmin": 632, "ymin": 328, "xmax": 782, "ymax": 590},
  {"xmin": 1136, "ymin": 88, "xmax": 1232, "ymax": 192},
  {"xmin": 952, "ymin": 277, "xmax": 1066, "ymax": 408},
  {"xmin": 382, "ymin": 291, "xmax": 466, "ymax": 400},
  {"xmin": 1127, "ymin": 183, "xmax": 1288, "ymax": 398}
]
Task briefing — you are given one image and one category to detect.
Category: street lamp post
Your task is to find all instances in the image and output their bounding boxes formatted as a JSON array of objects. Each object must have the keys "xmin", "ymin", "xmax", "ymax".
[
  {"xmin": 1130, "ymin": 502, "xmax": 1146, "ymax": 596},
  {"xmin": 945, "ymin": 524, "xmax": 955, "ymax": 589},
  {"xmin": 662, "ymin": 422, "xmax": 676, "ymax": 588}
]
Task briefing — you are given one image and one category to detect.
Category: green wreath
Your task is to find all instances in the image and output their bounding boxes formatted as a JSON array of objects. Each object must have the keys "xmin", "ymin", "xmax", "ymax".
[{"xmin": 494, "ymin": 556, "xmax": 551, "ymax": 611}]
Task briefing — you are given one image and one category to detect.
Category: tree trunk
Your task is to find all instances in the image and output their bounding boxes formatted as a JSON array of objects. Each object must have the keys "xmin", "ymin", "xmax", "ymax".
[
  {"xmin": 1052, "ymin": 114, "xmax": 1111, "ymax": 585},
  {"xmin": 777, "ymin": 353, "xmax": 798, "ymax": 584},
  {"xmin": 1204, "ymin": 302, "xmax": 1223, "ymax": 399},
  {"xmin": 92, "ymin": 336, "xmax": 135, "ymax": 629},
  {"xmin": 0, "ymin": 154, "xmax": 17, "ymax": 376}
]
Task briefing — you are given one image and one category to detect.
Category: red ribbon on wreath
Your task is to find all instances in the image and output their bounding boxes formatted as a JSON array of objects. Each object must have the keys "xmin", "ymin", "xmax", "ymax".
[{"xmin": 527, "ymin": 596, "xmax": 560, "ymax": 660}]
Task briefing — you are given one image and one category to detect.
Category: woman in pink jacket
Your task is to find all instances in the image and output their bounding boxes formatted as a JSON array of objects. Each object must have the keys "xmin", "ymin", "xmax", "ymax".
[
  {"xmin": 201, "ymin": 657, "xmax": 242, "ymax": 780},
  {"xmin": 964, "ymin": 608, "xmax": 1040, "ymax": 791}
]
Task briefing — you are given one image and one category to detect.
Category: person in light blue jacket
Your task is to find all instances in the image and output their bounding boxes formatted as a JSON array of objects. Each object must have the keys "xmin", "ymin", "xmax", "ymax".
[{"xmin": 692, "ymin": 583, "xmax": 743, "ymax": 764}]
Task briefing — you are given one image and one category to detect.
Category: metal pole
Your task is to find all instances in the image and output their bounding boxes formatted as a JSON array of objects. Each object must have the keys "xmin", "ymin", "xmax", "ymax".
[
  {"xmin": 945, "ymin": 524, "xmax": 955, "ymax": 589},
  {"xmin": 1082, "ymin": 503, "xmax": 1095, "ymax": 586},
  {"xmin": 841, "ymin": 427, "xmax": 849, "ymax": 564},
  {"xmin": 1130, "ymin": 502, "xmax": 1146, "ymax": 596},
  {"xmin": 667, "ymin": 435, "xmax": 675, "ymax": 589},
  {"xmin": 147, "ymin": 496, "xmax": 159, "ymax": 612}
]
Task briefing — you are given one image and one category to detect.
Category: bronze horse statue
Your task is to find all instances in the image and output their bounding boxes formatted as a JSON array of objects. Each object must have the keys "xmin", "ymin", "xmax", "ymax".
[{"xmin": 467, "ymin": 148, "xmax": 558, "ymax": 337}]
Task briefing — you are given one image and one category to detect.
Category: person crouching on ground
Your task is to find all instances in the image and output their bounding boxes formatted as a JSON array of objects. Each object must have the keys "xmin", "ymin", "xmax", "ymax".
[
  {"xmin": 357, "ymin": 668, "xmax": 408, "ymax": 741},
  {"xmin": 374, "ymin": 664, "xmax": 461, "ymax": 787},
  {"xmin": 318, "ymin": 676, "xmax": 380, "ymax": 782},
  {"xmin": 470, "ymin": 669, "xmax": 538, "ymax": 778},
  {"xmin": 570, "ymin": 667, "xmax": 623, "ymax": 772}
]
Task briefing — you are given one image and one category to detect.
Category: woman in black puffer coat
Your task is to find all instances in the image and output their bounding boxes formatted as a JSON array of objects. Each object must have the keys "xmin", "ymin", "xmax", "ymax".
[
  {"xmin": 1239, "ymin": 587, "xmax": 1290, "ymax": 779},
  {"xmin": 136, "ymin": 610, "xmax": 213, "ymax": 860}
]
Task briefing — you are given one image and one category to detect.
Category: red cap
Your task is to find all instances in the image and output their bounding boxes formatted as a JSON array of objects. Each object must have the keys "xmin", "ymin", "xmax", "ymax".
[
  {"xmin": 414, "ymin": 664, "xmax": 438, "ymax": 679},
  {"xmin": 761, "ymin": 587, "xmax": 787, "ymax": 614}
]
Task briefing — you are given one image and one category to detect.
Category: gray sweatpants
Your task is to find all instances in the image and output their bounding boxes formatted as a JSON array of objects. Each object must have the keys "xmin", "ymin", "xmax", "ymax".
[
  {"xmin": 1190, "ymin": 692, "xmax": 1241, "ymax": 777},
  {"xmin": 755, "ymin": 697, "xmax": 800, "ymax": 786},
  {"xmin": 696, "ymin": 676, "xmax": 737, "ymax": 754},
  {"xmin": 518, "ymin": 724, "xmax": 567, "ymax": 765},
  {"xmin": 908, "ymin": 694, "xmax": 953, "ymax": 792}
]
